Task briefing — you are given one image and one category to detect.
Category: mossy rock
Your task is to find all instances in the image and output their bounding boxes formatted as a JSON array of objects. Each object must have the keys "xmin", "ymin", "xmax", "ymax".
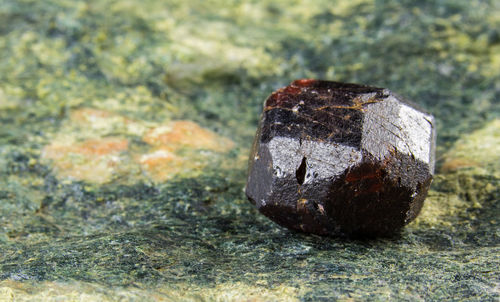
[{"xmin": 0, "ymin": 0, "xmax": 498, "ymax": 300}]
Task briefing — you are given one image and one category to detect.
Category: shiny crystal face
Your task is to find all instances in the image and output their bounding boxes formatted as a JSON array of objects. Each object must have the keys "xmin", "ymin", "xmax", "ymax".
[
  {"xmin": 246, "ymin": 79, "xmax": 436, "ymax": 237},
  {"xmin": 361, "ymin": 94, "xmax": 435, "ymax": 171}
]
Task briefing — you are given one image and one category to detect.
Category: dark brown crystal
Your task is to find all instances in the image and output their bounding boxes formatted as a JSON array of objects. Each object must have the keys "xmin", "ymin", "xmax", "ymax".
[{"xmin": 245, "ymin": 79, "xmax": 436, "ymax": 237}]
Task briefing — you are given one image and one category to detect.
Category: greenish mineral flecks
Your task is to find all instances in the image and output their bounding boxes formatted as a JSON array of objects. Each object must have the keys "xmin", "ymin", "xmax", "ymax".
[{"xmin": 0, "ymin": 0, "xmax": 499, "ymax": 300}]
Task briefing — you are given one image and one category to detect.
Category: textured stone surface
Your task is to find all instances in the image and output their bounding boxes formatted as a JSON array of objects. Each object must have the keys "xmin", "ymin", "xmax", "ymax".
[
  {"xmin": 0, "ymin": 0, "xmax": 499, "ymax": 300},
  {"xmin": 246, "ymin": 80, "xmax": 436, "ymax": 237}
]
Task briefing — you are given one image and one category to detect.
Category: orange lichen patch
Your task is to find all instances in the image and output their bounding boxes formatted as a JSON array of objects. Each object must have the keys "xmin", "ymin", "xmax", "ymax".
[
  {"xmin": 45, "ymin": 109, "xmax": 233, "ymax": 183},
  {"xmin": 69, "ymin": 138, "xmax": 128, "ymax": 156},
  {"xmin": 138, "ymin": 148, "xmax": 179, "ymax": 169},
  {"xmin": 440, "ymin": 119, "xmax": 499, "ymax": 175},
  {"xmin": 70, "ymin": 108, "xmax": 114, "ymax": 121},
  {"xmin": 44, "ymin": 138, "xmax": 128, "ymax": 158},
  {"xmin": 137, "ymin": 147, "xmax": 203, "ymax": 182},
  {"xmin": 441, "ymin": 158, "xmax": 479, "ymax": 172},
  {"xmin": 143, "ymin": 120, "xmax": 234, "ymax": 152},
  {"xmin": 42, "ymin": 137, "xmax": 129, "ymax": 184}
]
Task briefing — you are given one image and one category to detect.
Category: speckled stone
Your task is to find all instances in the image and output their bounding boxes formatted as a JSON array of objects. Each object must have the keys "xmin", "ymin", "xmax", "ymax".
[{"xmin": 0, "ymin": 0, "xmax": 498, "ymax": 300}]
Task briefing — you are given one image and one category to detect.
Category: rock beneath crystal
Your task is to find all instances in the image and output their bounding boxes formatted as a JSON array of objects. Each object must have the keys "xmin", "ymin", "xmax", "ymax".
[{"xmin": 245, "ymin": 79, "xmax": 436, "ymax": 237}]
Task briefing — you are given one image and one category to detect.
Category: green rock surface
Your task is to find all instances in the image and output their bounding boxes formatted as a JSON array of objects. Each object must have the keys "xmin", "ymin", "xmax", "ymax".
[{"xmin": 0, "ymin": 0, "xmax": 499, "ymax": 300}]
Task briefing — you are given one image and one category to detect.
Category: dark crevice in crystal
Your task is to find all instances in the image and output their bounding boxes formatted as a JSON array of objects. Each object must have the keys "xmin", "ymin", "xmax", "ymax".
[{"xmin": 296, "ymin": 157, "xmax": 307, "ymax": 185}]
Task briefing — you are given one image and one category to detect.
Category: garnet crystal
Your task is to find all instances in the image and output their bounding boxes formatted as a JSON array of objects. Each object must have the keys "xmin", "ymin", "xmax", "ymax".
[{"xmin": 246, "ymin": 79, "xmax": 436, "ymax": 237}]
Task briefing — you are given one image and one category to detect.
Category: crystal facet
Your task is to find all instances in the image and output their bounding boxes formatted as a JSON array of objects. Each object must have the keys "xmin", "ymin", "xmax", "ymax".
[{"xmin": 246, "ymin": 79, "xmax": 436, "ymax": 237}]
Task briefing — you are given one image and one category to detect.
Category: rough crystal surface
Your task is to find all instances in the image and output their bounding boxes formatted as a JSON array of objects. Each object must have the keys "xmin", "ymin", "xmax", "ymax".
[{"xmin": 246, "ymin": 79, "xmax": 436, "ymax": 237}]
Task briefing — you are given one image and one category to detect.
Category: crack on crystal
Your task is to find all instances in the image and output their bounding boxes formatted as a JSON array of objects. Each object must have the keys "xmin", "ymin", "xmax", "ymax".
[{"xmin": 296, "ymin": 156, "xmax": 307, "ymax": 185}]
